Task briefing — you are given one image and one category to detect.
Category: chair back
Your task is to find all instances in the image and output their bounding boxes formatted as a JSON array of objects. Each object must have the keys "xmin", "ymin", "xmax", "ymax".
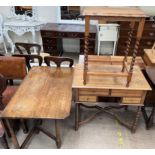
[
  {"xmin": 15, "ymin": 42, "xmax": 41, "ymax": 55},
  {"xmin": 0, "ymin": 56, "xmax": 27, "ymax": 79},
  {"xmin": 44, "ymin": 56, "xmax": 74, "ymax": 67},
  {"xmin": 13, "ymin": 54, "xmax": 43, "ymax": 70},
  {"xmin": 0, "ymin": 74, "xmax": 7, "ymax": 110}
]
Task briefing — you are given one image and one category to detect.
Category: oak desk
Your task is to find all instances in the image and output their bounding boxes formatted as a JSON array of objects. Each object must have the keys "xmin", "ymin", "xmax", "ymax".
[
  {"xmin": 72, "ymin": 56, "xmax": 151, "ymax": 133},
  {"xmin": 2, "ymin": 66, "xmax": 73, "ymax": 149}
]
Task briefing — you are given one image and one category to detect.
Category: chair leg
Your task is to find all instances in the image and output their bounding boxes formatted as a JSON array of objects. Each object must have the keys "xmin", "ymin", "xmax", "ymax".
[
  {"xmin": 1, "ymin": 119, "xmax": 11, "ymax": 138},
  {"xmin": 0, "ymin": 134, "xmax": 9, "ymax": 149}
]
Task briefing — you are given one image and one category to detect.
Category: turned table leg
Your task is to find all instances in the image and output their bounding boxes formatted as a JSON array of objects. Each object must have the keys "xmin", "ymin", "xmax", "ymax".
[
  {"xmin": 131, "ymin": 106, "xmax": 141, "ymax": 133},
  {"xmin": 75, "ymin": 103, "xmax": 80, "ymax": 131},
  {"xmin": 55, "ymin": 120, "xmax": 61, "ymax": 149},
  {"xmin": 6, "ymin": 119, "xmax": 20, "ymax": 149}
]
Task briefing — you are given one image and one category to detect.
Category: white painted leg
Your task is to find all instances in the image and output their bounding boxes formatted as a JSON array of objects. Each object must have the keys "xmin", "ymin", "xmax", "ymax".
[
  {"xmin": 31, "ymin": 29, "xmax": 37, "ymax": 54},
  {"xmin": 97, "ymin": 40, "xmax": 100, "ymax": 56},
  {"xmin": 3, "ymin": 39, "xmax": 7, "ymax": 54},
  {"xmin": 113, "ymin": 41, "xmax": 117, "ymax": 56},
  {"xmin": 4, "ymin": 30, "xmax": 15, "ymax": 54}
]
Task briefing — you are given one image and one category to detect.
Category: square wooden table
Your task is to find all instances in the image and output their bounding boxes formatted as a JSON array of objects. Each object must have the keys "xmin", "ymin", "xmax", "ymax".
[{"xmin": 2, "ymin": 66, "xmax": 73, "ymax": 149}]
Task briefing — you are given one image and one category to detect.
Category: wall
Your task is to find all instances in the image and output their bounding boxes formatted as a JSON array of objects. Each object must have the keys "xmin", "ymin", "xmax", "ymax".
[{"xmin": 0, "ymin": 6, "xmax": 155, "ymax": 53}]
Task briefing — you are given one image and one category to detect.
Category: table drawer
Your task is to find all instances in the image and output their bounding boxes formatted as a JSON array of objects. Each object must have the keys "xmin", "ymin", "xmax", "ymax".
[
  {"xmin": 79, "ymin": 96, "xmax": 97, "ymax": 102},
  {"xmin": 122, "ymin": 97, "xmax": 142, "ymax": 104},
  {"xmin": 79, "ymin": 88, "xmax": 109, "ymax": 96},
  {"xmin": 111, "ymin": 90, "xmax": 143, "ymax": 97}
]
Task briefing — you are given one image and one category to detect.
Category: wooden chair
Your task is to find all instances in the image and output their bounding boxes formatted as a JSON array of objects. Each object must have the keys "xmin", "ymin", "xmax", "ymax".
[
  {"xmin": 0, "ymin": 74, "xmax": 9, "ymax": 148},
  {"xmin": 15, "ymin": 42, "xmax": 41, "ymax": 55},
  {"xmin": 44, "ymin": 56, "xmax": 74, "ymax": 67},
  {"xmin": 142, "ymin": 66, "xmax": 155, "ymax": 129},
  {"xmin": 0, "ymin": 57, "xmax": 28, "ymax": 134},
  {"xmin": 12, "ymin": 54, "xmax": 43, "ymax": 71}
]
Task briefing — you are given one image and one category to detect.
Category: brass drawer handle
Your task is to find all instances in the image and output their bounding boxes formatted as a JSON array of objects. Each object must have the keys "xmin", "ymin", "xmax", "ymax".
[
  {"xmin": 147, "ymin": 41, "xmax": 152, "ymax": 45},
  {"xmin": 152, "ymin": 24, "xmax": 155, "ymax": 28},
  {"xmin": 149, "ymin": 32, "xmax": 154, "ymax": 36}
]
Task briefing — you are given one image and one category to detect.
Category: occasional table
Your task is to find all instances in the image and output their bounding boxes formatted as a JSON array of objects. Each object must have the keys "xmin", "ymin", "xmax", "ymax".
[{"xmin": 2, "ymin": 66, "xmax": 73, "ymax": 149}]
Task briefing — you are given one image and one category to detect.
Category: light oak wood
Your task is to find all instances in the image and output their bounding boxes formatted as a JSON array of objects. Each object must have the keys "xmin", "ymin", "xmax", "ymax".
[
  {"xmin": 143, "ymin": 49, "xmax": 155, "ymax": 66},
  {"xmin": 2, "ymin": 66, "xmax": 73, "ymax": 119},
  {"xmin": 82, "ymin": 7, "xmax": 147, "ymax": 86},
  {"xmin": 82, "ymin": 7, "xmax": 147, "ymax": 18},
  {"xmin": 72, "ymin": 64, "xmax": 151, "ymax": 91},
  {"xmin": 79, "ymin": 55, "xmax": 145, "ymax": 70}
]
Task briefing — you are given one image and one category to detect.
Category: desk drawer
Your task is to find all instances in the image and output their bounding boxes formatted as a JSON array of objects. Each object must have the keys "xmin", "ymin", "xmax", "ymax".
[
  {"xmin": 111, "ymin": 90, "xmax": 143, "ymax": 97},
  {"xmin": 79, "ymin": 96, "xmax": 97, "ymax": 102},
  {"xmin": 79, "ymin": 88, "xmax": 109, "ymax": 96},
  {"xmin": 122, "ymin": 97, "xmax": 142, "ymax": 104}
]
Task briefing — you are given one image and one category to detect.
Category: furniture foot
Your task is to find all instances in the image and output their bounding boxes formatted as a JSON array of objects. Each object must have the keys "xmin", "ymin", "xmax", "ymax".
[
  {"xmin": 6, "ymin": 119, "xmax": 20, "ymax": 149},
  {"xmin": 55, "ymin": 120, "xmax": 61, "ymax": 148},
  {"xmin": 131, "ymin": 106, "xmax": 141, "ymax": 133}
]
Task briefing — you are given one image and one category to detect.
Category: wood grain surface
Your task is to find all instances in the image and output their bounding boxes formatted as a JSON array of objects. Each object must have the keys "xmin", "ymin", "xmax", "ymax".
[{"xmin": 2, "ymin": 67, "xmax": 73, "ymax": 119}]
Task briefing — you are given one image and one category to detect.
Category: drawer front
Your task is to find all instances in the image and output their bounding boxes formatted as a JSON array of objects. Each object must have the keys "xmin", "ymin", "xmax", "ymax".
[
  {"xmin": 79, "ymin": 96, "xmax": 97, "ymax": 102},
  {"xmin": 42, "ymin": 38, "xmax": 57, "ymax": 45},
  {"xmin": 119, "ymin": 30, "xmax": 137, "ymax": 37},
  {"xmin": 116, "ymin": 47, "xmax": 144, "ymax": 56},
  {"xmin": 144, "ymin": 21, "xmax": 155, "ymax": 29},
  {"xmin": 142, "ymin": 30, "xmax": 155, "ymax": 38},
  {"xmin": 79, "ymin": 88, "xmax": 109, "ymax": 96},
  {"xmin": 117, "ymin": 38, "xmax": 136, "ymax": 48},
  {"xmin": 140, "ymin": 39, "xmax": 155, "ymax": 47},
  {"xmin": 111, "ymin": 90, "xmax": 143, "ymax": 97},
  {"xmin": 122, "ymin": 97, "xmax": 142, "ymax": 104},
  {"xmin": 43, "ymin": 45, "xmax": 57, "ymax": 52},
  {"xmin": 41, "ymin": 31, "xmax": 58, "ymax": 38}
]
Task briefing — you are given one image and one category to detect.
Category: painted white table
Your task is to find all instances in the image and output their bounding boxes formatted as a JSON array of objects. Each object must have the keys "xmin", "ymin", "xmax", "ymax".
[{"xmin": 4, "ymin": 19, "xmax": 45, "ymax": 53}]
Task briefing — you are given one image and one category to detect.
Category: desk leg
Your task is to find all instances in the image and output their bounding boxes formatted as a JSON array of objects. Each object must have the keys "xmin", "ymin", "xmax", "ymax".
[
  {"xmin": 75, "ymin": 103, "xmax": 80, "ymax": 131},
  {"xmin": 131, "ymin": 106, "xmax": 141, "ymax": 133},
  {"xmin": 55, "ymin": 120, "xmax": 61, "ymax": 148},
  {"xmin": 57, "ymin": 38, "xmax": 63, "ymax": 56},
  {"xmin": 6, "ymin": 119, "xmax": 20, "ymax": 149}
]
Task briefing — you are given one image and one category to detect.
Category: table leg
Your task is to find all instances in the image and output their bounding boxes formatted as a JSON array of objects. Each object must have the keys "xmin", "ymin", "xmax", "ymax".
[
  {"xmin": 55, "ymin": 120, "xmax": 61, "ymax": 148},
  {"xmin": 4, "ymin": 30, "xmax": 15, "ymax": 54},
  {"xmin": 147, "ymin": 106, "xmax": 155, "ymax": 129},
  {"xmin": 75, "ymin": 103, "xmax": 80, "ymax": 131},
  {"xmin": 6, "ymin": 119, "xmax": 20, "ymax": 149},
  {"xmin": 31, "ymin": 29, "xmax": 37, "ymax": 53},
  {"xmin": 131, "ymin": 106, "xmax": 141, "ymax": 133}
]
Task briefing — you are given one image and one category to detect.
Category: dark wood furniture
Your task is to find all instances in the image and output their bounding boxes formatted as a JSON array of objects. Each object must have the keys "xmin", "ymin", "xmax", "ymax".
[
  {"xmin": 44, "ymin": 56, "xmax": 74, "ymax": 67},
  {"xmin": 15, "ymin": 43, "xmax": 41, "ymax": 55},
  {"xmin": 116, "ymin": 19, "xmax": 155, "ymax": 56},
  {"xmin": 2, "ymin": 66, "xmax": 73, "ymax": 149},
  {"xmin": 0, "ymin": 56, "xmax": 28, "ymax": 134},
  {"xmin": 13, "ymin": 54, "xmax": 43, "ymax": 70},
  {"xmin": 40, "ymin": 23, "xmax": 96, "ymax": 56},
  {"xmin": 142, "ymin": 66, "xmax": 155, "ymax": 129},
  {"xmin": 0, "ymin": 74, "xmax": 9, "ymax": 149}
]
